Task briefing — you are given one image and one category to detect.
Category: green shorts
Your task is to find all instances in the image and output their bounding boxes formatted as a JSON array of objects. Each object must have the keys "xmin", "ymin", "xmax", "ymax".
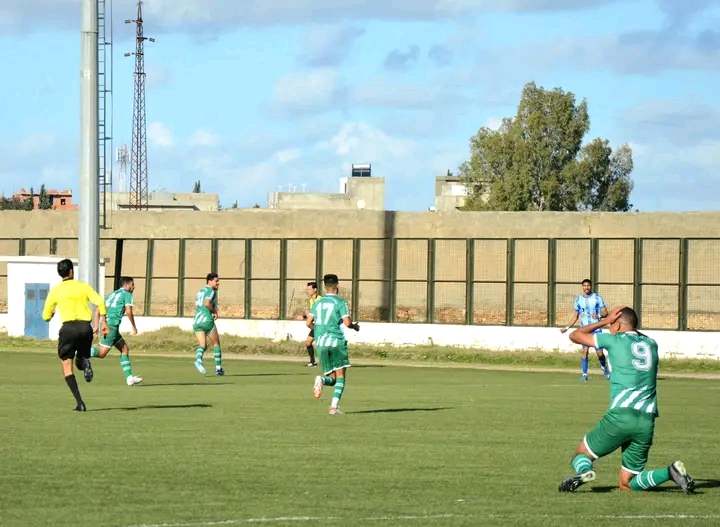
[
  {"xmin": 192, "ymin": 320, "xmax": 216, "ymax": 334},
  {"xmin": 100, "ymin": 325, "xmax": 123, "ymax": 348},
  {"xmin": 584, "ymin": 408, "xmax": 655, "ymax": 474},
  {"xmin": 318, "ymin": 340, "xmax": 351, "ymax": 375}
]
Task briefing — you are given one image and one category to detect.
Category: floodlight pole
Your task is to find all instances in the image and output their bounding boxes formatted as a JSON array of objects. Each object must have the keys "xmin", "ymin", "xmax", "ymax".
[{"xmin": 80, "ymin": 0, "xmax": 100, "ymax": 288}]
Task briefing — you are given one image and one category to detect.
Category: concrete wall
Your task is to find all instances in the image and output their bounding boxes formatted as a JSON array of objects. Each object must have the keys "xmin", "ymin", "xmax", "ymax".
[
  {"xmin": 3, "ymin": 210, "xmax": 720, "ymax": 239},
  {"xmin": 1, "ymin": 313, "xmax": 711, "ymax": 361},
  {"xmin": 268, "ymin": 177, "xmax": 384, "ymax": 211},
  {"xmin": 109, "ymin": 192, "xmax": 219, "ymax": 211}
]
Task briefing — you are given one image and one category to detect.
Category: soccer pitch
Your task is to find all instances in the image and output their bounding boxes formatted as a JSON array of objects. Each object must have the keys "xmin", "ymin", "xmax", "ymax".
[{"xmin": 1, "ymin": 352, "xmax": 718, "ymax": 527}]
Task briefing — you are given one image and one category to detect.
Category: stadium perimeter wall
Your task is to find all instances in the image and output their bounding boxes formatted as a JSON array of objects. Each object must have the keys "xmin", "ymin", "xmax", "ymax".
[
  {"xmin": 0, "ymin": 313, "xmax": 712, "ymax": 360},
  {"xmin": 2, "ymin": 209, "xmax": 720, "ymax": 238},
  {"xmin": 1, "ymin": 210, "xmax": 719, "ymax": 357}
]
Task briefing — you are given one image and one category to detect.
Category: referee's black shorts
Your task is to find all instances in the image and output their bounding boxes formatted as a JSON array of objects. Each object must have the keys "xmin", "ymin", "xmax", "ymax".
[
  {"xmin": 308, "ymin": 328, "xmax": 315, "ymax": 339},
  {"xmin": 58, "ymin": 321, "xmax": 93, "ymax": 361}
]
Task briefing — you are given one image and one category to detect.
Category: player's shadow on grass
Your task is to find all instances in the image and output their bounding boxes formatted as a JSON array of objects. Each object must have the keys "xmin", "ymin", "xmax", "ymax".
[
  {"xmin": 348, "ymin": 407, "xmax": 453, "ymax": 414},
  {"xmin": 89, "ymin": 403, "xmax": 212, "ymax": 412},
  {"xmin": 223, "ymin": 373, "xmax": 305, "ymax": 377},
  {"xmin": 694, "ymin": 479, "xmax": 720, "ymax": 490},
  {"xmin": 137, "ymin": 382, "xmax": 233, "ymax": 387}
]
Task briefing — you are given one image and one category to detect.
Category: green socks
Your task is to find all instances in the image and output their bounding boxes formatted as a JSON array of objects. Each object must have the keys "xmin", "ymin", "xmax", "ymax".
[
  {"xmin": 195, "ymin": 347, "xmax": 205, "ymax": 363},
  {"xmin": 321, "ymin": 376, "xmax": 336, "ymax": 386},
  {"xmin": 331, "ymin": 377, "xmax": 345, "ymax": 408},
  {"xmin": 630, "ymin": 467, "xmax": 671, "ymax": 491},
  {"xmin": 90, "ymin": 346, "xmax": 99, "ymax": 358},
  {"xmin": 213, "ymin": 345, "xmax": 222, "ymax": 369},
  {"xmin": 571, "ymin": 454, "xmax": 593, "ymax": 474},
  {"xmin": 119, "ymin": 354, "xmax": 133, "ymax": 379}
]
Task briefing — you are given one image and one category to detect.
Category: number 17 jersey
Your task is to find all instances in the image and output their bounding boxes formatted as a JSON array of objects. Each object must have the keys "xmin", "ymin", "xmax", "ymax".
[{"xmin": 595, "ymin": 331, "xmax": 659, "ymax": 417}]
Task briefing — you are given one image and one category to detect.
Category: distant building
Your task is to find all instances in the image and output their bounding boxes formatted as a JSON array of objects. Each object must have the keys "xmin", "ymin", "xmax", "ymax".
[
  {"xmin": 109, "ymin": 192, "xmax": 219, "ymax": 212},
  {"xmin": 434, "ymin": 174, "xmax": 489, "ymax": 211},
  {"xmin": 268, "ymin": 164, "xmax": 384, "ymax": 211},
  {"xmin": 12, "ymin": 188, "xmax": 77, "ymax": 210}
]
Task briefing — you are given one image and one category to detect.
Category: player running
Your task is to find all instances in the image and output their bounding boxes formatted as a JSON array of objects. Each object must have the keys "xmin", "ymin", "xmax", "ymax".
[
  {"xmin": 561, "ymin": 279, "xmax": 610, "ymax": 381},
  {"xmin": 42, "ymin": 258, "xmax": 107, "ymax": 411},
  {"xmin": 307, "ymin": 274, "xmax": 359, "ymax": 415},
  {"xmin": 89, "ymin": 276, "xmax": 143, "ymax": 386},
  {"xmin": 193, "ymin": 272, "xmax": 224, "ymax": 376},
  {"xmin": 558, "ymin": 306, "xmax": 695, "ymax": 494}
]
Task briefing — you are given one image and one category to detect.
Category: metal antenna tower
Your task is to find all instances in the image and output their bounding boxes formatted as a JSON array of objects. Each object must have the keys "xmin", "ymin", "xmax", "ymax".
[
  {"xmin": 116, "ymin": 144, "xmax": 129, "ymax": 192},
  {"xmin": 98, "ymin": 0, "xmax": 113, "ymax": 227},
  {"xmin": 125, "ymin": 1, "xmax": 154, "ymax": 210}
]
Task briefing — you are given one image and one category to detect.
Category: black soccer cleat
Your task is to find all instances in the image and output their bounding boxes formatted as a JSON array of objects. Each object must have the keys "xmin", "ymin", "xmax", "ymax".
[
  {"xmin": 558, "ymin": 470, "xmax": 596, "ymax": 492},
  {"xmin": 669, "ymin": 461, "xmax": 695, "ymax": 494},
  {"xmin": 82, "ymin": 358, "xmax": 94, "ymax": 383},
  {"xmin": 74, "ymin": 401, "xmax": 87, "ymax": 412},
  {"xmin": 215, "ymin": 367, "xmax": 225, "ymax": 376}
]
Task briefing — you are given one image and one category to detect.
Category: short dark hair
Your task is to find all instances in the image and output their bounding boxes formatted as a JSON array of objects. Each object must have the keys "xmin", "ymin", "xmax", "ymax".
[
  {"xmin": 307, "ymin": 281, "xmax": 318, "ymax": 289},
  {"xmin": 121, "ymin": 276, "xmax": 134, "ymax": 286},
  {"xmin": 323, "ymin": 274, "xmax": 339, "ymax": 286},
  {"xmin": 57, "ymin": 258, "xmax": 73, "ymax": 278},
  {"xmin": 619, "ymin": 307, "xmax": 638, "ymax": 328},
  {"xmin": 581, "ymin": 279, "xmax": 592, "ymax": 285},
  {"xmin": 206, "ymin": 272, "xmax": 219, "ymax": 282}
]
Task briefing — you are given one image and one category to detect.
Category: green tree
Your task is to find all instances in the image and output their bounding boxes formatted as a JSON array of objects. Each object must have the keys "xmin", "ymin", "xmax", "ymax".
[
  {"xmin": 460, "ymin": 82, "xmax": 633, "ymax": 211},
  {"xmin": 192, "ymin": 180, "xmax": 202, "ymax": 193},
  {"xmin": 39, "ymin": 184, "xmax": 52, "ymax": 209},
  {"xmin": 25, "ymin": 187, "xmax": 35, "ymax": 210}
]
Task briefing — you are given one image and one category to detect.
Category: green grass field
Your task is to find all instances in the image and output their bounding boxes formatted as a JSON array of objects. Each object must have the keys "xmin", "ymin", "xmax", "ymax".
[{"xmin": 1, "ymin": 351, "xmax": 718, "ymax": 527}]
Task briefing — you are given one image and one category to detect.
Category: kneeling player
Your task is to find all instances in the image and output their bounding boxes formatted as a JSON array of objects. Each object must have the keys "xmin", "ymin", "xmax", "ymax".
[
  {"xmin": 90, "ymin": 276, "xmax": 143, "ymax": 386},
  {"xmin": 307, "ymin": 274, "xmax": 359, "ymax": 415},
  {"xmin": 192, "ymin": 272, "xmax": 224, "ymax": 376},
  {"xmin": 559, "ymin": 307, "xmax": 695, "ymax": 494}
]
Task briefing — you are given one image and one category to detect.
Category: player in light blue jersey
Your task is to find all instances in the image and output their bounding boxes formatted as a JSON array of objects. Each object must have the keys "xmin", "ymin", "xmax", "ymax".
[{"xmin": 561, "ymin": 279, "xmax": 610, "ymax": 381}]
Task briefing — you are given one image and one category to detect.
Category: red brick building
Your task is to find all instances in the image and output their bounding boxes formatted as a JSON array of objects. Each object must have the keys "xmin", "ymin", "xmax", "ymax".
[{"xmin": 12, "ymin": 188, "xmax": 77, "ymax": 210}]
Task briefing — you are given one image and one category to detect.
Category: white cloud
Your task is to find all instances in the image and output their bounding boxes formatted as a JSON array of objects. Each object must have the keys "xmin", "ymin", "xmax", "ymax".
[
  {"xmin": 323, "ymin": 122, "xmax": 415, "ymax": 159},
  {"xmin": 272, "ymin": 69, "xmax": 344, "ymax": 113},
  {"xmin": 148, "ymin": 121, "xmax": 174, "ymax": 147},
  {"xmin": 189, "ymin": 129, "xmax": 220, "ymax": 147},
  {"xmin": 299, "ymin": 24, "xmax": 365, "ymax": 67},
  {"xmin": 483, "ymin": 117, "xmax": 504, "ymax": 130},
  {"xmin": 0, "ymin": 0, "xmax": 623, "ymax": 34},
  {"xmin": 273, "ymin": 148, "xmax": 302, "ymax": 164}
]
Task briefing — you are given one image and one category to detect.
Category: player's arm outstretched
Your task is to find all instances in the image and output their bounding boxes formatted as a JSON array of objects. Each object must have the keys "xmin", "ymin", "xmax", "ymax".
[
  {"xmin": 569, "ymin": 306, "xmax": 623, "ymax": 347},
  {"xmin": 560, "ymin": 312, "xmax": 579, "ymax": 333}
]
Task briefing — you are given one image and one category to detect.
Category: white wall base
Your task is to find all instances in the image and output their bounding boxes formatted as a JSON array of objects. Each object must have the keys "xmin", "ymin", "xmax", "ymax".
[{"xmin": 2, "ymin": 312, "xmax": 716, "ymax": 361}]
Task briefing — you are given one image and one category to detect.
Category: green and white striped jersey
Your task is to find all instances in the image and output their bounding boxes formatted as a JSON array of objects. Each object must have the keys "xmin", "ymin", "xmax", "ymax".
[
  {"xmin": 194, "ymin": 286, "xmax": 217, "ymax": 325},
  {"xmin": 310, "ymin": 293, "xmax": 350, "ymax": 346},
  {"xmin": 105, "ymin": 288, "xmax": 133, "ymax": 327},
  {"xmin": 595, "ymin": 331, "xmax": 659, "ymax": 417}
]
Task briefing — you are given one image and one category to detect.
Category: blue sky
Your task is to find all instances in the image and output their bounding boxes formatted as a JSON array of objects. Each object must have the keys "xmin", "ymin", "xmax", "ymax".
[{"xmin": 0, "ymin": 0, "xmax": 719, "ymax": 211}]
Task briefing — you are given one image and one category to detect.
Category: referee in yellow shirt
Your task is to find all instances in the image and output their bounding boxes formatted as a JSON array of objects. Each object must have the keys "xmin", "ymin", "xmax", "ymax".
[
  {"xmin": 303, "ymin": 281, "xmax": 322, "ymax": 367},
  {"xmin": 42, "ymin": 259, "xmax": 108, "ymax": 412}
]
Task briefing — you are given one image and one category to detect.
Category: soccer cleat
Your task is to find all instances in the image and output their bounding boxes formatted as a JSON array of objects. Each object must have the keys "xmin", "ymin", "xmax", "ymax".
[
  {"xmin": 602, "ymin": 367, "xmax": 611, "ymax": 380},
  {"xmin": 82, "ymin": 358, "xmax": 94, "ymax": 383},
  {"xmin": 668, "ymin": 461, "xmax": 696, "ymax": 494},
  {"xmin": 194, "ymin": 360, "xmax": 206, "ymax": 375},
  {"xmin": 306, "ymin": 362, "xmax": 318, "ymax": 367},
  {"xmin": 581, "ymin": 373, "xmax": 588, "ymax": 383},
  {"xmin": 558, "ymin": 470, "xmax": 596, "ymax": 492},
  {"xmin": 215, "ymin": 367, "xmax": 225, "ymax": 376},
  {"xmin": 328, "ymin": 407, "xmax": 343, "ymax": 415},
  {"xmin": 74, "ymin": 401, "xmax": 87, "ymax": 412},
  {"xmin": 126, "ymin": 375, "xmax": 143, "ymax": 386},
  {"xmin": 313, "ymin": 376, "xmax": 323, "ymax": 399}
]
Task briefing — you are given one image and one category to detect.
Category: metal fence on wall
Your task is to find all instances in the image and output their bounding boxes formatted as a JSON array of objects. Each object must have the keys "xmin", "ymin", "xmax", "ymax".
[{"xmin": 1, "ymin": 237, "xmax": 719, "ymax": 331}]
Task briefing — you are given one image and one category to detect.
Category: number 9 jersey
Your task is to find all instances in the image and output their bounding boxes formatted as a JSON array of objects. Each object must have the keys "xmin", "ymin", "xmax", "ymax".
[{"xmin": 595, "ymin": 331, "xmax": 659, "ymax": 417}]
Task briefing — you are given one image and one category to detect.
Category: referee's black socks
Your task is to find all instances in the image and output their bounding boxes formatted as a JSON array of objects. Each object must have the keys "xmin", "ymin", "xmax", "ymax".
[{"xmin": 64, "ymin": 374, "xmax": 83, "ymax": 405}]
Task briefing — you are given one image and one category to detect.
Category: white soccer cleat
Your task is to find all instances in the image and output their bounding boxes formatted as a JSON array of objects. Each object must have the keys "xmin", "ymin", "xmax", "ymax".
[
  {"xmin": 194, "ymin": 360, "xmax": 206, "ymax": 375},
  {"xmin": 126, "ymin": 375, "xmax": 143, "ymax": 386},
  {"xmin": 328, "ymin": 407, "xmax": 343, "ymax": 415},
  {"xmin": 313, "ymin": 376, "xmax": 323, "ymax": 399}
]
